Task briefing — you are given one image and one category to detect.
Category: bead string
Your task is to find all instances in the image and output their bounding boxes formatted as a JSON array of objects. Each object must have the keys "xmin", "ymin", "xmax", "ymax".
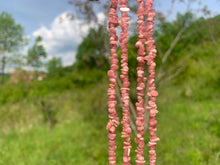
[
  {"xmin": 106, "ymin": 0, "xmax": 120, "ymax": 164},
  {"xmin": 118, "ymin": 0, "xmax": 132, "ymax": 164},
  {"xmin": 145, "ymin": 0, "xmax": 160, "ymax": 165},
  {"xmin": 134, "ymin": 0, "xmax": 147, "ymax": 165}
]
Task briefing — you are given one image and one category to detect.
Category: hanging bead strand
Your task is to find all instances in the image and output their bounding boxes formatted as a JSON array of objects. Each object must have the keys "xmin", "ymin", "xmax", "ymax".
[
  {"xmin": 106, "ymin": 0, "xmax": 120, "ymax": 164},
  {"xmin": 145, "ymin": 0, "xmax": 160, "ymax": 165},
  {"xmin": 134, "ymin": 0, "xmax": 146, "ymax": 165},
  {"xmin": 118, "ymin": 0, "xmax": 132, "ymax": 164}
]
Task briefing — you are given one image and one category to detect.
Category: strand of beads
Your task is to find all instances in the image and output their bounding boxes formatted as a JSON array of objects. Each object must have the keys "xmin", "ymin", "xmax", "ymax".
[
  {"xmin": 134, "ymin": 0, "xmax": 146, "ymax": 165},
  {"xmin": 118, "ymin": 1, "xmax": 132, "ymax": 164},
  {"xmin": 106, "ymin": 0, "xmax": 120, "ymax": 164},
  {"xmin": 145, "ymin": 0, "xmax": 160, "ymax": 165}
]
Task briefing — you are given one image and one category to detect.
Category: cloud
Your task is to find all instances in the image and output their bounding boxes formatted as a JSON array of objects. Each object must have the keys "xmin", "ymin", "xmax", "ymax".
[{"xmin": 32, "ymin": 11, "xmax": 92, "ymax": 66}]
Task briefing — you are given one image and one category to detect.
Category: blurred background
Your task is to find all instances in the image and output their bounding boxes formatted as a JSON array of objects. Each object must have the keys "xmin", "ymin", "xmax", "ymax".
[{"xmin": 0, "ymin": 0, "xmax": 219, "ymax": 164}]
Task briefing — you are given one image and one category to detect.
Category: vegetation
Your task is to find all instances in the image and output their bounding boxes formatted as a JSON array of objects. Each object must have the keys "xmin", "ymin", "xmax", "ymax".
[
  {"xmin": 0, "ymin": 12, "xmax": 25, "ymax": 84},
  {"xmin": 46, "ymin": 57, "xmax": 62, "ymax": 74},
  {"xmin": 27, "ymin": 36, "xmax": 47, "ymax": 70},
  {"xmin": 0, "ymin": 76, "xmax": 219, "ymax": 165}
]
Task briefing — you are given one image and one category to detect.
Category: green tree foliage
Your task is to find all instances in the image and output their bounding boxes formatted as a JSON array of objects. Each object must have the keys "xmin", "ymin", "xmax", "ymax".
[
  {"xmin": 152, "ymin": 13, "xmax": 220, "ymax": 100},
  {"xmin": 74, "ymin": 12, "xmax": 220, "ymax": 101},
  {"xmin": 75, "ymin": 26, "xmax": 109, "ymax": 70},
  {"xmin": 155, "ymin": 13, "xmax": 220, "ymax": 65},
  {"xmin": 0, "ymin": 12, "xmax": 25, "ymax": 84},
  {"xmin": 154, "ymin": 12, "xmax": 195, "ymax": 65},
  {"xmin": 27, "ymin": 36, "xmax": 47, "ymax": 70},
  {"xmin": 46, "ymin": 57, "xmax": 62, "ymax": 74},
  {"xmin": 8, "ymin": 53, "xmax": 26, "ymax": 70}
]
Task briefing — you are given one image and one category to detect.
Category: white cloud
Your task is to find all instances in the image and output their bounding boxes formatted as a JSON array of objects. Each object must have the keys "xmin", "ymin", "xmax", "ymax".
[
  {"xmin": 32, "ymin": 11, "xmax": 91, "ymax": 66},
  {"xmin": 97, "ymin": 12, "xmax": 106, "ymax": 25}
]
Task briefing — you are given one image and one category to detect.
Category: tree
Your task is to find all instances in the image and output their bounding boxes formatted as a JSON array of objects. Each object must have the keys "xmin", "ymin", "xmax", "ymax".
[
  {"xmin": 75, "ymin": 26, "xmax": 109, "ymax": 70},
  {"xmin": 27, "ymin": 36, "xmax": 47, "ymax": 70},
  {"xmin": 7, "ymin": 53, "xmax": 26, "ymax": 70},
  {"xmin": 46, "ymin": 57, "xmax": 62, "ymax": 74},
  {"xmin": 0, "ymin": 12, "xmax": 25, "ymax": 84}
]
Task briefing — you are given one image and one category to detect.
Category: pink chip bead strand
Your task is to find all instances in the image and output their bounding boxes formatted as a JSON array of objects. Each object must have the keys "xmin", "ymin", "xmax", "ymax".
[
  {"xmin": 135, "ymin": 0, "xmax": 146, "ymax": 165},
  {"xmin": 118, "ymin": 0, "xmax": 132, "ymax": 164},
  {"xmin": 106, "ymin": 1, "xmax": 120, "ymax": 165},
  {"xmin": 145, "ymin": 0, "xmax": 160, "ymax": 165}
]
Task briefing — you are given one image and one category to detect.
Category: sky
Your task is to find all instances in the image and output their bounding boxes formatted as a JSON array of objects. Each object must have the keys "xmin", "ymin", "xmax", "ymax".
[{"xmin": 0, "ymin": 0, "xmax": 219, "ymax": 69}]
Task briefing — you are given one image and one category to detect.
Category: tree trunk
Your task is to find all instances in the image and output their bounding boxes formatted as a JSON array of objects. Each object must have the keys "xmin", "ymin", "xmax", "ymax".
[
  {"xmin": 1, "ymin": 56, "xmax": 6, "ymax": 84},
  {"xmin": 47, "ymin": 110, "xmax": 52, "ymax": 130}
]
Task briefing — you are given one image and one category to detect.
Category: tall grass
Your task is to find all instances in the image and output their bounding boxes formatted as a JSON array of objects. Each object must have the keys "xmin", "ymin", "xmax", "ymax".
[{"xmin": 0, "ymin": 79, "xmax": 219, "ymax": 164}]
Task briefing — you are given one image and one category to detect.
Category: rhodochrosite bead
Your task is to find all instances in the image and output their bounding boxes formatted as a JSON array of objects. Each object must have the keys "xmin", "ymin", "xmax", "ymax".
[
  {"xmin": 106, "ymin": 0, "xmax": 120, "ymax": 165},
  {"xmin": 118, "ymin": 0, "xmax": 132, "ymax": 164},
  {"xmin": 145, "ymin": 0, "xmax": 160, "ymax": 165},
  {"xmin": 107, "ymin": 0, "xmax": 159, "ymax": 164},
  {"xmin": 134, "ymin": 0, "xmax": 146, "ymax": 165}
]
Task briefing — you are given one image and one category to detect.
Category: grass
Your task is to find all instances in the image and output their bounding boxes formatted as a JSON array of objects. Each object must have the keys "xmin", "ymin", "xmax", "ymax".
[
  {"xmin": 157, "ymin": 99, "xmax": 220, "ymax": 165},
  {"xmin": 0, "ymin": 81, "xmax": 219, "ymax": 164},
  {"xmin": 0, "ymin": 84, "xmax": 109, "ymax": 165}
]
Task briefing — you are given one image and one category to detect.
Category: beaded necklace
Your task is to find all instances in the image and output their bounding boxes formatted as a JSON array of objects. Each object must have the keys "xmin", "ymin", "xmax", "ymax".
[
  {"xmin": 106, "ymin": 0, "xmax": 120, "ymax": 164},
  {"xmin": 107, "ymin": 0, "xmax": 159, "ymax": 164},
  {"xmin": 135, "ymin": 0, "xmax": 147, "ymax": 164},
  {"xmin": 145, "ymin": 1, "xmax": 160, "ymax": 164},
  {"xmin": 118, "ymin": 0, "xmax": 132, "ymax": 165}
]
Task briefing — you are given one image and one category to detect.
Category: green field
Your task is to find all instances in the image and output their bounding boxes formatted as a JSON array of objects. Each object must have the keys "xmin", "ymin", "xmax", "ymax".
[{"xmin": 0, "ymin": 79, "xmax": 219, "ymax": 165}]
